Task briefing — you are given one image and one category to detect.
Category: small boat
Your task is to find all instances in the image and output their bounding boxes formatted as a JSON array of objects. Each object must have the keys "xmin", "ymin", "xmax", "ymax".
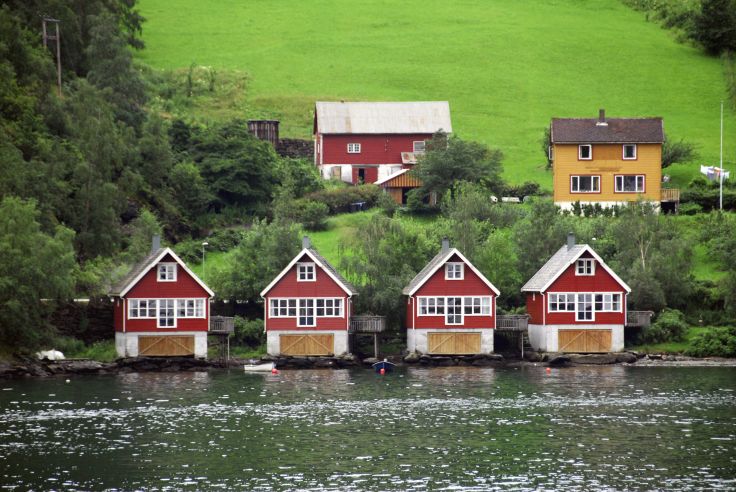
[
  {"xmin": 372, "ymin": 359, "xmax": 396, "ymax": 374},
  {"xmin": 243, "ymin": 362, "xmax": 276, "ymax": 373}
]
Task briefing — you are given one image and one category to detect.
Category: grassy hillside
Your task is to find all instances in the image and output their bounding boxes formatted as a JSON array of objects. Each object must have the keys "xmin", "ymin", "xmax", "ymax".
[{"xmin": 136, "ymin": 0, "xmax": 735, "ymax": 187}]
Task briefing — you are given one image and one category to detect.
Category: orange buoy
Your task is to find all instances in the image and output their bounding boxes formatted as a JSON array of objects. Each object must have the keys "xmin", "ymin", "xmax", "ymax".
[
  {"xmin": 545, "ymin": 367, "xmax": 551, "ymax": 374},
  {"xmin": 271, "ymin": 367, "xmax": 279, "ymax": 374},
  {"xmin": 380, "ymin": 368, "xmax": 386, "ymax": 376}
]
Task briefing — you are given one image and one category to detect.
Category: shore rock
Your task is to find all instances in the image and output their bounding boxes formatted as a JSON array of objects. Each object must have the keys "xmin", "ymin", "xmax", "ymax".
[
  {"xmin": 615, "ymin": 352, "xmax": 638, "ymax": 364},
  {"xmin": 548, "ymin": 355, "xmax": 572, "ymax": 367}
]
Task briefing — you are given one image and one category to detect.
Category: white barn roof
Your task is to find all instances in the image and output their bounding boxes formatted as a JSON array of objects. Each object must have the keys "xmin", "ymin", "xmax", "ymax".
[{"xmin": 315, "ymin": 101, "xmax": 452, "ymax": 135}]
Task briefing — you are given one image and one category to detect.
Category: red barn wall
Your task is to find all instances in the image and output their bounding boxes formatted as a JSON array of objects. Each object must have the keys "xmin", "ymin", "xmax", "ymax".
[
  {"xmin": 525, "ymin": 293, "xmax": 544, "ymax": 325},
  {"xmin": 320, "ymin": 134, "xmax": 432, "ymax": 166}
]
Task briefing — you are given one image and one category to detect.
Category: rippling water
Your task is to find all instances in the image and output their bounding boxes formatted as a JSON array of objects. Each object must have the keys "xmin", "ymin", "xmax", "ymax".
[{"xmin": 1, "ymin": 366, "xmax": 735, "ymax": 490}]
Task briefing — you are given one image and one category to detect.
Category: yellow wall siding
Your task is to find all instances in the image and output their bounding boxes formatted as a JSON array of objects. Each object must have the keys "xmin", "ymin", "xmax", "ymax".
[{"xmin": 552, "ymin": 143, "xmax": 662, "ymax": 203}]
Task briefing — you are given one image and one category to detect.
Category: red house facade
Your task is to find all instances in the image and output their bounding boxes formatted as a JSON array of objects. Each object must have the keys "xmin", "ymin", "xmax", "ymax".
[
  {"xmin": 261, "ymin": 237, "xmax": 357, "ymax": 356},
  {"xmin": 110, "ymin": 241, "xmax": 214, "ymax": 358},
  {"xmin": 521, "ymin": 234, "xmax": 631, "ymax": 353},
  {"xmin": 313, "ymin": 101, "xmax": 452, "ymax": 184},
  {"xmin": 403, "ymin": 240, "xmax": 499, "ymax": 355}
]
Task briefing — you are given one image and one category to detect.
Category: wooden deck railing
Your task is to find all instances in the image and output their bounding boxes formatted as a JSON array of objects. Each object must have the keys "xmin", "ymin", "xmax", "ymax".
[
  {"xmin": 349, "ymin": 315, "xmax": 386, "ymax": 333},
  {"xmin": 661, "ymin": 188, "xmax": 680, "ymax": 203},
  {"xmin": 626, "ymin": 311, "xmax": 653, "ymax": 328},
  {"xmin": 496, "ymin": 314, "xmax": 529, "ymax": 331},
  {"xmin": 209, "ymin": 316, "xmax": 235, "ymax": 334}
]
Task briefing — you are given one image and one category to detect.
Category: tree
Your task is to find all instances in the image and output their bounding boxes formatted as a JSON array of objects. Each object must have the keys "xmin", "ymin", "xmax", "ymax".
[
  {"xmin": 662, "ymin": 136, "xmax": 698, "ymax": 168},
  {"xmin": 513, "ymin": 199, "xmax": 573, "ymax": 281},
  {"xmin": 412, "ymin": 132, "xmax": 504, "ymax": 202},
  {"xmin": 169, "ymin": 161, "xmax": 214, "ymax": 223},
  {"xmin": 0, "ymin": 197, "xmax": 76, "ymax": 349},
  {"xmin": 690, "ymin": 0, "xmax": 736, "ymax": 55},
  {"xmin": 474, "ymin": 230, "xmax": 523, "ymax": 310},
  {"xmin": 541, "ymin": 126, "xmax": 552, "ymax": 170}
]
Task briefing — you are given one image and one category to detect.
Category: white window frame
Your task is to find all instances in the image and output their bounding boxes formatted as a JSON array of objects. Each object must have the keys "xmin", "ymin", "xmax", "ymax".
[
  {"xmin": 298, "ymin": 299, "xmax": 316, "ymax": 327},
  {"xmin": 594, "ymin": 293, "xmax": 622, "ymax": 312},
  {"xmin": 578, "ymin": 144, "xmax": 592, "ymax": 160},
  {"xmin": 418, "ymin": 297, "xmax": 445, "ymax": 316},
  {"xmin": 347, "ymin": 143, "xmax": 361, "ymax": 154},
  {"xmin": 446, "ymin": 297, "xmax": 463, "ymax": 325},
  {"xmin": 615, "ymin": 175, "xmax": 645, "ymax": 193},
  {"xmin": 315, "ymin": 298, "xmax": 343, "ymax": 317},
  {"xmin": 176, "ymin": 299, "xmax": 206, "ymax": 319},
  {"xmin": 157, "ymin": 299, "xmax": 176, "ymax": 328},
  {"xmin": 269, "ymin": 298, "xmax": 298, "ymax": 318},
  {"xmin": 462, "ymin": 296, "xmax": 492, "ymax": 316},
  {"xmin": 576, "ymin": 258, "xmax": 595, "ymax": 276},
  {"xmin": 419, "ymin": 296, "xmax": 491, "ymax": 318},
  {"xmin": 622, "ymin": 144, "xmax": 637, "ymax": 160},
  {"xmin": 157, "ymin": 263, "xmax": 177, "ymax": 282},
  {"xmin": 570, "ymin": 175, "xmax": 600, "ymax": 193},
  {"xmin": 547, "ymin": 293, "xmax": 576, "ymax": 312},
  {"xmin": 576, "ymin": 293, "xmax": 594, "ymax": 321},
  {"xmin": 413, "ymin": 140, "xmax": 426, "ymax": 153},
  {"xmin": 297, "ymin": 262, "xmax": 316, "ymax": 282},
  {"xmin": 445, "ymin": 263, "xmax": 464, "ymax": 280},
  {"xmin": 129, "ymin": 299, "xmax": 157, "ymax": 319}
]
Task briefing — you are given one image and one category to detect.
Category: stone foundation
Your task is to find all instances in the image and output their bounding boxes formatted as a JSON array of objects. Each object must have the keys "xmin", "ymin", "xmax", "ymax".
[{"xmin": 115, "ymin": 332, "xmax": 208, "ymax": 359}]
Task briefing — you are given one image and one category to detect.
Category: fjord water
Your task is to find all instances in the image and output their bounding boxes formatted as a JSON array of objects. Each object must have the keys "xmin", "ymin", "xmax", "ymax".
[{"xmin": 1, "ymin": 366, "xmax": 734, "ymax": 490}]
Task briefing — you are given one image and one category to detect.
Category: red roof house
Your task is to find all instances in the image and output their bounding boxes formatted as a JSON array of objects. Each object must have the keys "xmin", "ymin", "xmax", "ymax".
[
  {"xmin": 402, "ymin": 239, "xmax": 500, "ymax": 355},
  {"xmin": 110, "ymin": 237, "xmax": 215, "ymax": 358},
  {"xmin": 313, "ymin": 101, "xmax": 452, "ymax": 185},
  {"xmin": 521, "ymin": 234, "xmax": 631, "ymax": 353},
  {"xmin": 260, "ymin": 237, "xmax": 358, "ymax": 356}
]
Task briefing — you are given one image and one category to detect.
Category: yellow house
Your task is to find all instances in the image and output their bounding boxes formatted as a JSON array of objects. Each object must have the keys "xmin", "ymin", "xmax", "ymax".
[{"xmin": 551, "ymin": 110, "xmax": 668, "ymax": 211}]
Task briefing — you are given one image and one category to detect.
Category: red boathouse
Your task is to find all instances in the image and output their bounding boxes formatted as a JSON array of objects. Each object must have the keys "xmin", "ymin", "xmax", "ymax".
[
  {"xmin": 403, "ymin": 239, "xmax": 500, "ymax": 355},
  {"xmin": 110, "ymin": 237, "xmax": 214, "ymax": 358},
  {"xmin": 313, "ymin": 101, "xmax": 452, "ymax": 184},
  {"xmin": 261, "ymin": 237, "xmax": 358, "ymax": 356},
  {"xmin": 521, "ymin": 233, "xmax": 631, "ymax": 353}
]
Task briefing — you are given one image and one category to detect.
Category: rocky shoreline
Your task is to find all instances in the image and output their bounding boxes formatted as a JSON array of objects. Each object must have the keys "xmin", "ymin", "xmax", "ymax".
[{"xmin": 1, "ymin": 351, "xmax": 735, "ymax": 379}]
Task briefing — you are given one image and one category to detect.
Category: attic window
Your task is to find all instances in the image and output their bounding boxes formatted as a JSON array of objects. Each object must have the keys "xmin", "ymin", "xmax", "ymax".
[
  {"xmin": 445, "ymin": 263, "xmax": 464, "ymax": 280},
  {"xmin": 413, "ymin": 141, "xmax": 426, "ymax": 153},
  {"xmin": 157, "ymin": 263, "xmax": 177, "ymax": 282},
  {"xmin": 578, "ymin": 144, "xmax": 592, "ymax": 160},
  {"xmin": 347, "ymin": 143, "xmax": 361, "ymax": 154},
  {"xmin": 576, "ymin": 259, "xmax": 595, "ymax": 276},
  {"xmin": 297, "ymin": 262, "xmax": 316, "ymax": 281},
  {"xmin": 623, "ymin": 144, "xmax": 637, "ymax": 160}
]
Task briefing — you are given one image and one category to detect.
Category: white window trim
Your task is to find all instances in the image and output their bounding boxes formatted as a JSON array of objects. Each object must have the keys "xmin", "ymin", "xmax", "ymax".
[
  {"xmin": 269, "ymin": 298, "xmax": 298, "ymax": 318},
  {"xmin": 576, "ymin": 258, "xmax": 595, "ymax": 276},
  {"xmin": 297, "ymin": 262, "xmax": 316, "ymax": 282},
  {"xmin": 578, "ymin": 144, "xmax": 592, "ymax": 160},
  {"xmin": 347, "ymin": 143, "xmax": 361, "ymax": 154},
  {"xmin": 157, "ymin": 299, "xmax": 177, "ymax": 328},
  {"xmin": 594, "ymin": 293, "xmax": 623, "ymax": 313},
  {"xmin": 128, "ymin": 299, "xmax": 157, "ymax": 319},
  {"xmin": 445, "ymin": 262, "xmax": 464, "ymax": 280},
  {"xmin": 413, "ymin": 140, "xmax": 426, "ymax": 153},
  {"xmin": 575, "ymin": 293, "xmax": 595, "ymax": 322},
  {"xmin": 547, "ymin": 293, "xmax": 576, "ymax": 312},
  {"xmin": 157, "ymin": 263, "xmax": 177, "ymax": 282},
  {"xmin": 271, "ymin": 297, "xmax": 344, "ymax": 319},
  {"xmin": 418, "ymin": 296, "xmax": 492, "ymax": 317},
  {"xmin": 176, "ymin": 298, "xmax": 206, "ymax": 319},
  {"xmin": 570, "ymin": 175, "xmax": 600, "ymax": 193},
  {"xmin": 297, "ymin": 299, "xmax": 316, "ymax": 327},
  {"xmin": 622, "ymin": 144, "xmax": 637, "ymax": 160},
  {"xmin": 615, "ymin": 175, "xmax": 645, "ymax": 193},
  {"xmin": 445, "ymin": 297, "xmax": 464, "ymax": 325},
  {"xmin": 315, "ymin": 298, "xmax": 344, "ymax": 318}
]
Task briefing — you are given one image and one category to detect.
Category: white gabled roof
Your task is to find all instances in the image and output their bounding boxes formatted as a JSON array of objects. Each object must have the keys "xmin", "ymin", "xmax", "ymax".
[
  {"xmin": 112, "ymin": 247, "xmax": 215, "ymax": 298},
  {"xmin": 260, "ymin": 248, "xmax": 358, "ymax": 298},
  {"xmin": 315, "ymin": 101, "xmax": 452, "ymax": 135},
  {"xmin": 374, "ymin": 168, "xmax": 409, "ymax": 186},
  {"xmin": 402, "ymin": 248, "xmax": 500, "ymax": 297},
  {"xmin": 521, "ymin": 244, "xmax": 631, "ymax": 293}
]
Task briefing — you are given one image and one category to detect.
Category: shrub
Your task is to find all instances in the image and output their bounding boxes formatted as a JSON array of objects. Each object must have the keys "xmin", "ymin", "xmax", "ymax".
[
  {"xmin": 232, "ymin": 317, "xmax": 265, "ymax": 348},
  {"xmin": 275, "ymin": 198, "xmax": 329, "ymax": 230},
  {"xmin": 306, "ymin": 184, "xmax": 381, "ymax": 213},
  {"xmin": 641, "ymin": 308, "xmax": 688, "ymax": 344},
  {"xmin": 685, "ymin": 326, "xmax": 736, "ymax": 357},
  {"xmin": 678, "ymin": 202, "xmax": 703, "ymax": 215},
  {"xmin": 376, "ymin": 191, "xmax": 397, "ymax": 217}
]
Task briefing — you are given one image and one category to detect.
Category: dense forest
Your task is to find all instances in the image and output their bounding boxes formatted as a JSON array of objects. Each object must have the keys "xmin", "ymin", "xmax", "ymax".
[{"xmin": 0, "ymin": 0, "xmax": 735, "ymax": 357}]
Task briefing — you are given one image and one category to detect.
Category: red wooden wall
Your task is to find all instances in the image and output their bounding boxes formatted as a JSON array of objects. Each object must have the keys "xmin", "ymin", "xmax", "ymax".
[{"xmin": 318, "ymin": 134, "xmax": 432, "ymax": 166}]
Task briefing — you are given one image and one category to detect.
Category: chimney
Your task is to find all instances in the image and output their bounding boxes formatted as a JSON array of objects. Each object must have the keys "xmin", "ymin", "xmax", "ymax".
[
  {"xmin": 441, "ymin": 237, "xmax": 450, "ymax": 252},
  {"xmin": 596, "ymin": 108, "xmax": 608, "ymax": 126},
  {"xmin": 567, "ymin": 232, "xmax": 576, "ymax": 251},
  {"xmin": 302, "ymin": 236, "xmax": 311, "ymax": 249},
  {"xmin": 151, "ymin": 234, "xmax": 161, "ymax": 253}
]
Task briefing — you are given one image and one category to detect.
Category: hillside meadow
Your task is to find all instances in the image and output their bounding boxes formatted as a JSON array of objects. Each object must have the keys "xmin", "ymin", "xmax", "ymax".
[{"xmin": 136, "ymin": 0, "xmax": 735, "ymax": 188}]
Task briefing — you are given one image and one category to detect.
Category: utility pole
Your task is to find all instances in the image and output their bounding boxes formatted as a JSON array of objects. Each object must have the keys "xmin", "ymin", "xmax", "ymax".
[
  {"xmin": 720, "ymin": 101, "xmax": 724, "ymax": 211},
  {"xmin": 42, "ymin": 17, "xmax": 62, "ymax": 97}
]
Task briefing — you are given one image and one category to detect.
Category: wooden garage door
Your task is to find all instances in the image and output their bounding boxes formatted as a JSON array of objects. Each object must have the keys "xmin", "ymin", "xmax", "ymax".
[
  {"xmin": 558, "ymin": 330, "xmax": 611, "ymax": 353},
  {"xmin": 428, "ymin": 332, "xmax": 481, "ymax": 355},
  {"xmin": 280, "ymin": 334, "xmax": 334, "ymax": 356},
  {"xmin": 139, "ymin": 336, "xmax": 194, "ymax": 356}
]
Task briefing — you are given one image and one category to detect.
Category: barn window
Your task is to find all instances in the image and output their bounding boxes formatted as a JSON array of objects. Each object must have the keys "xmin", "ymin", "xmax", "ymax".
[
  {"xmin": 570, "ymin": 175, "xmax": 600, "ymax": 193},
  {"xmin": 462, "ymin": 297, "xmax": 492, "ymax": 315},
  {"xmin": 316, "ymin": 298, "xmax": 343, "ymax": 317},
  {"xmin": 129, "ymin": 299, "xmax": 156, "ymax": 318},
  {"xmin": 413, "ymin": 141, "xmax": 426, "ymax": 153},
  {"xmin": 445, "ymin": 263, "xmax": 464, "ymax": 280},
  {"xmin": 347, "ymin": 143, "xmax": 361, "ymax": 153},
  {"xmin": 548, "ymin": 293, "xmax": 575, "ymax": 312},
  {"xmin": 446, "ymin": 297, "xmax": 463, "ymax": 324},
  {"xmin": 578, "ymin": 144, "xmax": 592, "ymax": 160},
  {"xmin": 157, "ymin": 263, "xmax": 177, "ymax": 282},
  {"xmin": 297, "ymin": 262, "xmax": 316, "ymax": 281},
  {"xmin": 176, "ymin": 299, "xmax": 206, "ymax": 318},
  {"xmin": 576, "ymin": 294, "xmax": 594, "ymax": 321},
  {"xmin": 157, "ymin": 299, "xmax": 176, "ymax": 328},
  {"xmin": 270, "ymin": 298, "xmax": 297, "ymax": 317},
  {"xmin": 623, "ymin": 144, "xmax": 637, "ymax": 160},
  {"xmin": 594, "ymin": 293, "xmax": 622, "ymax": 312},
  {"xmin": 615, "ymin": 175, "xmax": 645, "ymax": 193},
  {"xmin": 576, "ymin": 259, "xmax": 595, "ymax": 276},
  {"xmin": 298, "ymin": 299, "xmax": 315, "ymax": 326}
]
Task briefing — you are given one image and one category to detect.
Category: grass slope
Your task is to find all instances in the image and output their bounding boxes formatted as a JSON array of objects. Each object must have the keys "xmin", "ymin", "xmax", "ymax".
[{"xmin": 137, "ymin": 0, "xmax": 734, "ymax": 187}]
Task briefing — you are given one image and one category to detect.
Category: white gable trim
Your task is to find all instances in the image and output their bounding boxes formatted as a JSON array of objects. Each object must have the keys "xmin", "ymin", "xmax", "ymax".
[
  {"xmin": 534, "ymin": 245, "xmax": 631, "ymax": 294},
  {"xmin": 406, "ymin": 248, "xmax": 501, "ymax": 297},
  {"xmin": 374, "ymin": 168, "xmax": 409, "ymax": 186},
  {"xmin": 260, "ymin": 249, "xmax": 354, "ymax": 298},
  {"xmin": 118, "ymin": 248, "xmax": 215, "ymax": 298}
]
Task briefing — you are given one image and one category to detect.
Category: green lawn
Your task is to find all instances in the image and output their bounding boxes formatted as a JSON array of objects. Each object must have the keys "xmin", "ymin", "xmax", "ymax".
[
  {"xmin": 137, "ymin": 0, "xmax": 735, "ymax": 188},
  {"xmin": 629, "ymin": 326, "xmax": 710, "ymax": 354}
]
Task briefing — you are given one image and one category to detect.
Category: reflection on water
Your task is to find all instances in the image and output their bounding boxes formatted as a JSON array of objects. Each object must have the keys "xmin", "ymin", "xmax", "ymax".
[{"xmin": 0, "ymin": 366, "xmax": 735, "ymax": 490}]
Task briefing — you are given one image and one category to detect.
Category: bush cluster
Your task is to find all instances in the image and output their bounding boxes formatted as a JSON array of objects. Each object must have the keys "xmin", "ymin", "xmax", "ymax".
[
  {"xmin": 232, "ymin": 317, "xmax": 265, "ymax": 348},
  {"xmin": 306, "ymin": 184, "xmax": 381, "ymax": 214},
  {"xmin": 174, "ymin": 229, "xmax": 245, "ymax": 263},
  {"xmin": 274, "ymin": 198, "xmax": 329, "ymax": 230},
  {"xmin": 641, "ymin": 308, "xmax": 688, "ymax": 344},
  {"xmin": 686, "ymin": 326, "xmax": 736, "ymax": 357}
]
